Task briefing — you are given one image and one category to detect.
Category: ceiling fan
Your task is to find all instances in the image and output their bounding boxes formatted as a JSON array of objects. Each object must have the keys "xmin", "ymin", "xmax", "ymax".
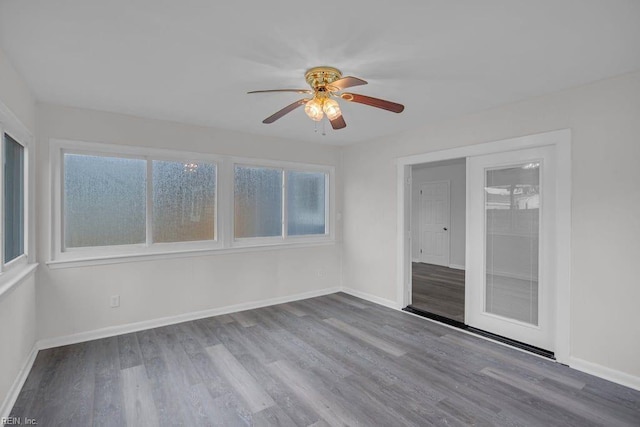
[{"xmin": 248, "ymin": 66, "xmax": 404, "ymax": 130}]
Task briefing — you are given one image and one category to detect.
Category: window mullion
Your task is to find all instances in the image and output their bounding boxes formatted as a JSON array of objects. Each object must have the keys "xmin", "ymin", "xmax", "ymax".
[
  {"xmin": 146, "ymin": 157, "xmax": 153, "ymax": 246},
  {"xmin": 325, "ymin": 173, "xmax": 330, "ymax": 235},
  {"xmin": 55, "ymin": 148, "xmax": 64, "ymax": 258},
  {"xmin": 221, "ymin": 160, "xmax": 233, "ymax": 248},
  {"xmin": 282, "ymin": 169, "xmax": 287, "ymax": 240}
]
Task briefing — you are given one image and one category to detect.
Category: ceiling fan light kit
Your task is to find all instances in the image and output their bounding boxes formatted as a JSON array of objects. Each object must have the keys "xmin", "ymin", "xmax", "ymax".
[
  {"xmin": 248, "ymin": 66, "xmax": 404, "ymax": 131},
  {"xmin": 322, "ymin": 98, "xmax": 342, "ymax": 121},
  {"xmin": 304, "ymin": 97, "xmax": 324, "ymax": 121}
]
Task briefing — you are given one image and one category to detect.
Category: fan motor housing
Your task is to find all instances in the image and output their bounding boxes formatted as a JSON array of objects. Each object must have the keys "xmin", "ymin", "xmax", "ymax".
[{"xmin": 305, "ymin": 66, "xmax": 343, "ymax": 90}]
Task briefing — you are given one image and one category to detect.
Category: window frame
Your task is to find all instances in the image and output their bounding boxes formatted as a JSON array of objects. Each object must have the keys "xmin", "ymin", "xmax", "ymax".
[
  {"xmin": 0, "ymin": 110, "xmax": 34, "ymax": 277},
  {"xmin": 285, "ymin": 169, "xmax": 331, "ymax": 239},
  {"xmin": 51, "ymin": 139, "xmax": 223, "ymax": 263},
  {"xmin": 150, "ymin": 157, "xmax": 219, "ymax": 246},
  {"xmin": 229, "ymin": 157, "xmax": 333, "ymax": 249},
  {"xmin": 0, "ymin": 126, "xmax": 30, "ymax": 275},
  {"xmin": 61, "ymin": 150, "xmax": 149, "ymax": 252},
  {"xmin": 232, "ymin": 163, "xmax": 285, "ymax": 243},
  {"xmin": 49, "ymin": 139, "xmax": 335, "ymax": 266}
]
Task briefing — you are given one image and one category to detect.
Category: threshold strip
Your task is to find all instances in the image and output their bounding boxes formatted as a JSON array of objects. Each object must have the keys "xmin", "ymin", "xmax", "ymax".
[{"xmin": 403, "ymin": 305, "xmax": 555, "ymax": 360}]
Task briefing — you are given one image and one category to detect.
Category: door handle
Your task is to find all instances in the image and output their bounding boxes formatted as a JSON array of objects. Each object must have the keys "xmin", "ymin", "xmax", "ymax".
[{"xmin": 443, "ymin": 227, "xmax": 448, "ymax": 231}]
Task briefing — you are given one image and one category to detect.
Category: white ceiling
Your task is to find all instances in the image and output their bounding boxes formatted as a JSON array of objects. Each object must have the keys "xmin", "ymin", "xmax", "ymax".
[{"xmin": 1, "ymin": 1, "xmax": 639, "ymax": 145}]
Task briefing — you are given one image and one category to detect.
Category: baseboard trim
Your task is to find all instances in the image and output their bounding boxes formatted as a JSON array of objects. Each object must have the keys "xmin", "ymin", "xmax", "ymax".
[
  {"xmin": 448, "ymin": 263, "xmax": 465, "ymax": 270},
  {"xmin": 341, "ymin": 287, "xmax": 398, "ymax": 310},
  {"xmin": 37, "ymin": 286, "xmax": 341, "ymax": 350},
  {"xmin": 568, "ymin": 356, "xmax": 640, "ymax": 391},
  {"xmin": 0, "ymin": 344, "xmax": 39, "ymax": 420}
]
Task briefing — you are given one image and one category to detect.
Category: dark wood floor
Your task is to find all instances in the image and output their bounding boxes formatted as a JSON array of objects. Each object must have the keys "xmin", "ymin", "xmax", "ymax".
[
  {"xmin": 11, "ymin": 293, "xmax": 640, "ymax": 426},
  {"xmin": 412, "ymin": 262, "xmax": 466, "ymax": 322}
]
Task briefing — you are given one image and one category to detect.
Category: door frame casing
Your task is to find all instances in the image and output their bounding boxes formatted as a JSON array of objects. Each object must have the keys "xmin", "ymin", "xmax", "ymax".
[
  {"xmin": 396, "ymin": 129, "xmax": 571, "ymax": 364},
  {"xmin": 418, "ymin": 180, "xmax": 450, "ymax": 266}
]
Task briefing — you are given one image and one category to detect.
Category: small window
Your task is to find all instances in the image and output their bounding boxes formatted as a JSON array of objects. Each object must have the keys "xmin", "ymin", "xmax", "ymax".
[
  {"xmin": 153, "ymin": 160, "xmax": 216, "ymax": 243},
  {"xmin": 4, "ymin": 134, "xmax": 25, "ymax": 262},
  {"xmin": 287, "ymin": 170, "xmax": 326, "ymax": 236},
  {"xmin": 62, "ymin": 151, "xmax": 219, "ymax": 252},
  {"xmin": 233, "ymin": 165, "xmax": 329, "ymax": 242},
  {"xmin": 234, "ymin": 165, "xmax": 282, "ymax": 238},
  {"xmin": 63, "ymin": 153, "xmax": 146, "ymax": 248}
]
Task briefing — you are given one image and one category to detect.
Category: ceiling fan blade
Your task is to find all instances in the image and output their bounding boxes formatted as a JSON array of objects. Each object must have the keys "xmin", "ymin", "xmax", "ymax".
[
  {"xmin": 328, "ymin": 76, "xmax": 367, "ymax": 91},
  {"xmin": 248, "ymin": 89, "xmax": 313, "ymax": 94},
  {"xmin": 341, "ymin": 93, "xmax": 404, "ymax": 113},
  {"xmin": 262, "ymin": 99, "xmax": 308, "ymax": 124},
  {"xmin": 330, "ymin": 114, "xmax": 347, "ymax": 130}
]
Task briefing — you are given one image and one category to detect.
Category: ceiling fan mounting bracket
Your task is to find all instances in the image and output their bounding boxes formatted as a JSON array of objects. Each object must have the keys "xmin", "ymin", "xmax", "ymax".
[{"xmin": 305, "ymin": 66, "xmax": 343, "ymax": 90}]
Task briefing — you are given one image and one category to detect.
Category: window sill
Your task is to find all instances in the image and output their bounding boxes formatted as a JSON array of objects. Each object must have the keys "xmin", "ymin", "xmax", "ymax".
[
  {"xmin": 46, "ymin": 239, "xmax": 336, "ymax": 269},
  {"xmin": 0, "ymin": 263, "xmax": 38, "ymax": 302}
]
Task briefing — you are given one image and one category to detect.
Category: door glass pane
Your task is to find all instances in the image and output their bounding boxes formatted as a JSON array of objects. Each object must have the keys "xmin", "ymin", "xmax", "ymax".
[
  {"xmin": 287, "ymin": 171, "xmax": 326, "ymax": 236},
  {"xmin": 153, "ymin": 161, "xmax": 216, "ymax": 243},
  {"xmin": 485, "ymin": 162, "xmax": 540, "ymax": 325},
  {"xmin": 234, "ymin": 166, "xmax": 282, "ymax": 238},
  {"xmin": 4, "ymin": 134, "xmax": 24, "ymax": 262},
  {"xmin": 64, "ymin": 153, "xmax": 146, "ymax": 248}
]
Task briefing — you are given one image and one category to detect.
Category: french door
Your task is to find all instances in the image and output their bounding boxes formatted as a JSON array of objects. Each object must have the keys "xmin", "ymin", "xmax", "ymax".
[{"xmin": 466, "ymin": 146, "xmax": 556, "ymax": 351}]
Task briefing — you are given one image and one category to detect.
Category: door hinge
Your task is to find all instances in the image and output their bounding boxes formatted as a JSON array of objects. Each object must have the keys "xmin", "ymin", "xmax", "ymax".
[
  {"xmin": 420, "ymin": 190, "xmax": 423, "ymax": 195},
  {"xmin": 420, "ymin": 249, "xmax": 423, "ymax": 253}
]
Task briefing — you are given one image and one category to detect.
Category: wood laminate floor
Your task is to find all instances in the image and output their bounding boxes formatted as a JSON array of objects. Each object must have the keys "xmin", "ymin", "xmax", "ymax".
[
  {"xmin": 412, "ymin": 262, "xmax": 466, "ymax": 322},
  {"xmin": 10, "ymin": 293, "xmax": 640, "ymax": 426}
]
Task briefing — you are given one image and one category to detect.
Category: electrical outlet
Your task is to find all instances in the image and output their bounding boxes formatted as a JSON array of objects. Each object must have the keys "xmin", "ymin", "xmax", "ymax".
[
  {"xmin": 317, "ymin": 269, "xmax": 326, "ymax": 278},
  {"xmin": 110, "ymin": 295, "xmax": 120, "ymax": 308}
]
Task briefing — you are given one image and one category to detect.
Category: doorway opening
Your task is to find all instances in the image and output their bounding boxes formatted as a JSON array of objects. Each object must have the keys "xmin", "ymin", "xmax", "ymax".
[{"xmin": 409, "ymin": 158, "xmax": 466, "ymax": 324}]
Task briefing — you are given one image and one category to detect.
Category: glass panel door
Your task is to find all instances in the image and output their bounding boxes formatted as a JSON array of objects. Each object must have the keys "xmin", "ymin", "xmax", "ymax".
[
  {"xmin": 485, "ymin": 163, "xmax": 540, "ymax": 325},
  {"xmin": 466, "ymin": 146, "xmax": 555, "ymax": 351}
]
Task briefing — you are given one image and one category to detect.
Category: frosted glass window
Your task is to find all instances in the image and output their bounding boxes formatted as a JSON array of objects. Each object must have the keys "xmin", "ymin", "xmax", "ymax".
[
  {"xmin": 153, "ymin": 161, "xmax": 216, "ymax": 243},
  {"xmin": 485, "ymin": 163, "xmax": 540, "ymax": 325},
  {"xmin": 287, "ymin": 171, "xmax": 326, "ymax": 236},
  {"xmin": 4, "ymin": 134, "xmax": 24, "ymax": 263},
  {"xmin": 64, "ymin": 154, "xmax": 146, "ymax": 248},
  {"xmin": 234, "ymin": 166, "xmax": 282, "ymax": 238}
]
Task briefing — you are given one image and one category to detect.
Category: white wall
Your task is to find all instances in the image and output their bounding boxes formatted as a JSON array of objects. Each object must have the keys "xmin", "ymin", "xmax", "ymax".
[
  {"xmin": 342, "ymin": 71, "xmax": 640, "ymax": 380},
  {"xmin": 0, "ymin": 48, "xmax": 35, "ymax": 132},
  {"xmin": 411, "ymin": 159, "xmax": 466, "ymax": 267},
  {"xmin": 36, "ymin": 104, "xmax": 343, "ymax": 341},
  {"xmin": 0, "ymin": 274, "xmax": 36, "ymax": 410},
  {"xmin": 0, "ymin": 47, "xmax": 37, "ymax": 413}
]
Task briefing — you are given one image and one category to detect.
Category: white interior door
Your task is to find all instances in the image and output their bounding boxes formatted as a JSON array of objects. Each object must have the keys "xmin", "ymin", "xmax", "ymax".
[
  {"xmin": 466, "ymin": 146, "xmax": 556, "ymax": 351},
  {"xmin": 419, "ymin": 181, "xmax": 450, "ymax": 266}
]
